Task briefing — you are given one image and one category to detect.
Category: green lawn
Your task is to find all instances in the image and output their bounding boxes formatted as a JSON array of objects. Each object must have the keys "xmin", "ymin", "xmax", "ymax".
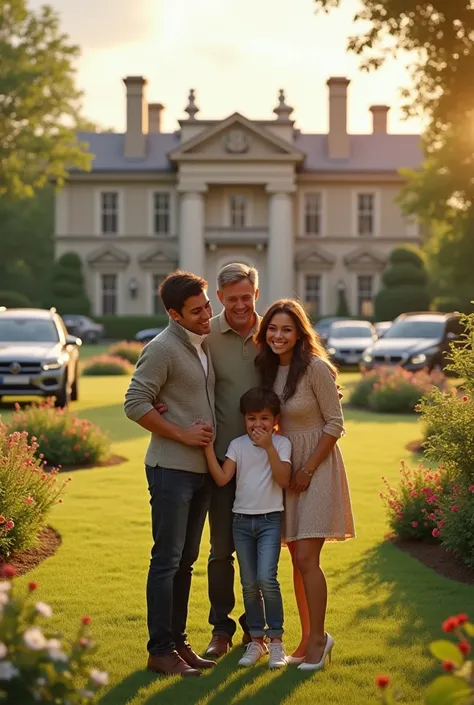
[{"xmin": 9, "ymin": 374, "xmax": 471, "ymax": 705}]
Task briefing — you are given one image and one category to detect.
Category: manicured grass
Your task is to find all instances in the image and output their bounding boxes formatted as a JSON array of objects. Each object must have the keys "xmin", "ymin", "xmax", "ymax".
[{"xmin": 10, "ymin": 376, "xmax": 471, "ymax": 705}]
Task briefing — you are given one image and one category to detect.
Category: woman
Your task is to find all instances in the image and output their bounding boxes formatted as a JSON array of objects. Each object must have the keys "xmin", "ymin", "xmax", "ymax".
[{"xmin": 255, "ymin": 299, "xmax": 355, "ymax": 671}]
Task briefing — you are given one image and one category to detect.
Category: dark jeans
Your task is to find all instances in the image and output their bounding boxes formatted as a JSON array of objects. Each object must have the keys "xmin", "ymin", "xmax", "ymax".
[
  {"xmin": 146, "ymin": 465, "xmax": 212, "ymax": 656},
  {"xmin": 208, "ymin": 474, "xmax": 247, "ymax": 638},
  {"xmin": 233, "ymin": 512, "xmax": 284, "ymax": 638}
]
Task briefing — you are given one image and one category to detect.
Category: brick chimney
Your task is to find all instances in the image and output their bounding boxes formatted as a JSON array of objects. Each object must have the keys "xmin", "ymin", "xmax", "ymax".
[
  {"xmin": 123, "ymin": 76, "xmax": 148, "ymax": 158},
  {"xmin": 327, "ymin": 77, "xmax": 350, "ymax": 160},
  {"xmin": 148, "ymin": 103, "xmax": 164, "ymax": 133},
  {"xmin": 370, "ymin": 105, "xmax": 390, "ymax": 134}
]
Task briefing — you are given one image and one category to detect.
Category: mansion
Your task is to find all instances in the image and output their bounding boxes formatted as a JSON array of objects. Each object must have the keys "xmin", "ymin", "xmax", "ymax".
[{"xmin": 55, "ymin": 75, "xmax": 423, "ymax": 317}]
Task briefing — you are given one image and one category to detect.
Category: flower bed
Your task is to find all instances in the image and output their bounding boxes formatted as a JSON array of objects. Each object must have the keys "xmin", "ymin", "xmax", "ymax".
[
  {"xmin": 107, "ymin": 340, "xmax": 143, "ymax": 365},
  {"xmin": 0, "ymin": 565, "xmax": 108, "ymax": 703},
  {"xmin": 351, "ymin": 366, "xmax": 448, "ymax": 413},
  {"xmin": 0, "ymin": 428, "xmax": 69, "ymax": 558},
  {"xmin": 5, "ymin": 400, "xmax": 110, "ymax": 468},
  {"xmin": 82, "ymin": 355, "xmax": 134, "ymax": 376}
]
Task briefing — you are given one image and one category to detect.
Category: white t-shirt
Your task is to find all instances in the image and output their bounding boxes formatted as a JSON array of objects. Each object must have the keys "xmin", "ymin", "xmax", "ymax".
[{"xmin": 225, "ymin": 433, "xmax": 292, "ymax": 515}]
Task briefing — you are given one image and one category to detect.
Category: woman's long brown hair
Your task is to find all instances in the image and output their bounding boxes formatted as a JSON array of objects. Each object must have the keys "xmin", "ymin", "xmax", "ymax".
[{"xmin": 254, "ymin": 299, "xmax": 336, "ymax": 401}]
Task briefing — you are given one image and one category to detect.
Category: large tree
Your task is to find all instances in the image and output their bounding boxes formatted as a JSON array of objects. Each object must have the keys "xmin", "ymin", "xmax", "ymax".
[
  {"xmin": 314, "ymin": 0, "xmax": 474, "ymax": 310},
  {"xmin": 0, "ymin": 0, "xmax": 91, "ymax": 198}
]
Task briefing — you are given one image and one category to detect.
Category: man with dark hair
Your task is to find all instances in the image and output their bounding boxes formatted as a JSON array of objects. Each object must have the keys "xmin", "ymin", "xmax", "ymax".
[{"xmin": 124, "ymin": 270, "xmax": 217, "ymax": 677}]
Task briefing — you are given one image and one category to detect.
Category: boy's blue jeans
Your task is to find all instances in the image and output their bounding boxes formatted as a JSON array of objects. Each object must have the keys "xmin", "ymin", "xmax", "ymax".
[{"xmin": 232, "ymin": 512, "xmax": 284, "ymax": 638}]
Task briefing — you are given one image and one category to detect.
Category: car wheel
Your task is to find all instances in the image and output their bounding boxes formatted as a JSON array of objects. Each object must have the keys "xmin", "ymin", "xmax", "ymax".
[
  {"xmin": 71, "ymin": 366, "xmax": 79, "ymax": 402},
  {"xmin": 85, "ymin": 331, "xmax": 98, "ymax": 344},
  {"xmin": 55, "ymin": 379, "xmax": 71, "ymax": 408}
]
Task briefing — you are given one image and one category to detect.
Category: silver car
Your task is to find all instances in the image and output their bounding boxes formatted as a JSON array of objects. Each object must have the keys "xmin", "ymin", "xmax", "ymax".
[
  {"xmin": 327, "ymin": 320, "xmax": 377, "ymax": 367},
  {"xmin": 0, "ymin": 307, "xmax": 81, "ymax": 407}
]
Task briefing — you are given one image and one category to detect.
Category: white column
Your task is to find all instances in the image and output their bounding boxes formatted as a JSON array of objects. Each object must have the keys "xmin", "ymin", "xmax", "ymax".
[
  {"xmin": 267, "ymin": 191, "xmax": 294, "ymax": 302},
  {"xmin": 178, "ymin": 191, "xmax": 205, "ymax": 277}
]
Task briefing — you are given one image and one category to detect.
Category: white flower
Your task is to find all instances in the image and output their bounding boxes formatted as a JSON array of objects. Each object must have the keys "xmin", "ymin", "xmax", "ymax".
[
  {"xmin": 0, "ymin": 593, "xmax": 9, "ymax": 607},
  {"xmin": 79, "ymin": 690, "xmax": 95, "ymax": 699},
  {"xmin": 90, "ymin": 668, "xmax": 109, "ymax": 686},
  {"xmin": 23, "ymin": 627, "xmax": 47, "ymax": 651},
  {"xmin": 36, "ymin": 677, "xmax": 47, "ymax": 687},
  {"xmin": 0, "ymin": 642, "xmax": 7, "ymax": 659},
  {"xmin": 0, "ymin": 582, "xmax": 11, "ymax": 594},
  {"xmin": 0, "ymin": 661, "xmax": 19, "ymax": 681},
  {"xmin": 48, "ymin": 647, "xmax": 68, "ymax": 662},
  {"xmin": 35, "ymin": 601, "xmax": 53, "ymax": 618},
  {"xmin": 47, "ymin": 638, "xmax": 62, "ymax": 650}
]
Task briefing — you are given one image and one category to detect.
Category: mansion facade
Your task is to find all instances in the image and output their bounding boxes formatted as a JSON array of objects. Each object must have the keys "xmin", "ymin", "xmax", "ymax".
[{"xmin": 55, "ymin": 75, "xmax": 423, "ymax": 317}]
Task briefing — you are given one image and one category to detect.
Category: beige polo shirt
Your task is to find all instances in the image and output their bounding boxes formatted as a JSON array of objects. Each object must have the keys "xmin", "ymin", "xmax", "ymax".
[{"xmin": 207, "ymin": 310, "xmax": 261, "ymax": 460}]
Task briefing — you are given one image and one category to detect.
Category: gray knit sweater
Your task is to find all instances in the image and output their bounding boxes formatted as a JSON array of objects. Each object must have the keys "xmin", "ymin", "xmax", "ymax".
[{"xmin": 124, "ymin": 319, "xmax": 215, "ymax": 473}]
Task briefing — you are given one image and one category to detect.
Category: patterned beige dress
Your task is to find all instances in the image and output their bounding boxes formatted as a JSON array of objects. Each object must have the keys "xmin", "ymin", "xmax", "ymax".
[{"xmin": 274, "ymin": 356, "xmax": 355, "ymax": 542}]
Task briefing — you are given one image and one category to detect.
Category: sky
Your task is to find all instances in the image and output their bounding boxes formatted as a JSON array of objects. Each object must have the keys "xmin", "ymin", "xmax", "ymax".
[{"xmin": 29, "ymin": 0, "xmax": 421, "ymax": 135}]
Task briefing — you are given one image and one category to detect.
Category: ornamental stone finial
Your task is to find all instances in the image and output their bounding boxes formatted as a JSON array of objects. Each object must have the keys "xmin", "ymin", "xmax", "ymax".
[
  {"xmin": 185, "ymin": 89, "xmax": 199, "ymax": 120},
  {"xmin": 273, "ymin": 89, "xmax": 293, "ymax": 121}
]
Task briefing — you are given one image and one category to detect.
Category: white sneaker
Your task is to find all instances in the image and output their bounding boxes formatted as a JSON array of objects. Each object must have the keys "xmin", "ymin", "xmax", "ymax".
[
  {"xmin": 238, "ymin": 641, "xmax": 268, "ymax": 667},
  {"xmin": 268, "ymin": 641, "xmax": 287, "ymax": 669}
]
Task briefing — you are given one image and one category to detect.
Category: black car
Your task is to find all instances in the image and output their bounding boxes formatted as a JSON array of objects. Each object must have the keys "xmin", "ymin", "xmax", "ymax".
[{"xmin": 361, "ymin": 312, "xmax": 463, "ymax": 372}]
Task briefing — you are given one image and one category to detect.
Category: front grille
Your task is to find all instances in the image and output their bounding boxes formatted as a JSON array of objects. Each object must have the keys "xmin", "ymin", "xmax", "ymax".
[
  {"xmin": 374, "ymin": 355, "xmax": 404, "ymax": 364},
  {"xmin": 0, "ymin": 362, "xmax": 42, "ymax": 374},
  {"xmin": 339, "ymin": 349, "xmax": 363, "ymax": 355}
]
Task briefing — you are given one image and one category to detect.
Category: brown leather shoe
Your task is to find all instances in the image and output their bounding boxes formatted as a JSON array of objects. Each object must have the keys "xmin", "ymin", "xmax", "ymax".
[
  {"xmin": 147, "ymin": 651, "xmax": 201, "ymax": 677},
  {"xmin": 204, "ymin": 634, "xmax": 232, "ymax": 659},
  {"xmin": 177, "ymin": 642, "xmax": 216, "ymax": 669}
]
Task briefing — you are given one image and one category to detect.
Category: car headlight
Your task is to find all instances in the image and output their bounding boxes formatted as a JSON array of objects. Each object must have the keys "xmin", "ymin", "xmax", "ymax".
[
  {"xmin": 328, "ymin": 347, "xmax": 337, "ymax": 356},
  {"xmin": 42, "ymin": 359, "xmax": 62, "ymax": 371},
  {"xmin": 410, "ymin": 347, "xmax": 437, "ymax": 365},
  {"xmin": 362, "ymin": 354, "xmax": 373, "ymax": 363}
]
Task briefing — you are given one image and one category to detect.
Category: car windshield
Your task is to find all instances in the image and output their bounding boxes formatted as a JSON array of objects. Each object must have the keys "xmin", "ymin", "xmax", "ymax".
[
  {"xmin": 383, "ymin": 320, "xmax": 444, "ymax": 340},
  {"xmin": 0, "ymin": 319, "xmax": 59, "ymax": 343},
  {"xmin": 330, "ymin": 326, "xmax": 373, "ymax": 339}
]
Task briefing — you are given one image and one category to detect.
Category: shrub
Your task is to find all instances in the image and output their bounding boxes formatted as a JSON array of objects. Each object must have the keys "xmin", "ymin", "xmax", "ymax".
[
  {"xmin": 375, "ymin": 245, "xmax": 432, "ymax": 320},
  {"xmin": 435, "ymin": 479, "xmax": 474, "ymax": 571},
  {"xmin": 0, "ymin": 428, "xmax": 69, "ymax": 558},
  {"xmin": 51, "ymin": 253, "xmax": 90, "ymax": 315},
  {"xmin": 0, "ymin": 291, "xmax": 31, "ymax": 308},
  {"xmin": 380, "ymin": 461, "xmax": 449, "ymax": 541},
  {"xmin": 94, "ymin": 315, "xmax": 168, "ymax": 340},
  {"xmin": 376, "ymin": 612, "xmax": 474, "ymax": 705},
  {"xmin": 82, "ymin": 355, "xmax": 133, "ymax": 376},
  {"xmin": 0, "ymin": 566, "xmax": 108, "ymax": 704},
  {"xmin": 351, "ymin": 366, "xmax": 448, "ymax": 414},
  {"xmin": 107, "ymin": 341, "xmax": 143, "ymax": 365},
  {"xmin": 431, "ymin": 295, "xmax": 463, "ymax": 314},
  {"xmin": 5, "ymin": 400, "xmax": 110, "ymax": 468}
]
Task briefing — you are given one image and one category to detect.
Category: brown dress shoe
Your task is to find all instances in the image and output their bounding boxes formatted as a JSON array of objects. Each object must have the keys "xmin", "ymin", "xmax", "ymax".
[
  {"xmin": 147, "ymin": 651, "xmax": 201, "ymax": 677},
  {"xmin": 177, "ymin": 643, "xmax": 216, "ymax": 669},
  {"xmin": 204, "ymin": 634, "xmax": 232, "ymax": 659}
]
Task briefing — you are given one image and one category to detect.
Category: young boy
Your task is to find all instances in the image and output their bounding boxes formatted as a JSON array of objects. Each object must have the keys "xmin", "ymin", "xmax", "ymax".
[{"xmin": 204, "ymin": 386, "xmax": 292, "ymax": 669}]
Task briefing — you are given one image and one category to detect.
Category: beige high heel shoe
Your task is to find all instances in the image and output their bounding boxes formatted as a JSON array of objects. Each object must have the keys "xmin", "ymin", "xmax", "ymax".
[
  {"xmin": 297, "ymin": 633, "xmax": 334, "ymax": 672},
  {"xmin": 286, "ymin": 655, "xmax": 305, "ymax": 665}
]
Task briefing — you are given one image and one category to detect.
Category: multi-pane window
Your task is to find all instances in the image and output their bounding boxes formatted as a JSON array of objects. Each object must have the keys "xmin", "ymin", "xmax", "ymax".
[
  {"xmin": 304, "ymin": 193, "xmax": 321, "ymax": 236},
  {"xmin": 230, "ymin": 194, "xmax": 247, "ymax": 229},
  {"xmin": 101, "ymin": 274, "xmax": 117, "ymax": 315},
  {"xmin": 304, "ymin": 274, "xmax": 321, "ymax": 316},
  {"xmin": 152, "ymin": 274, "xmax": 166, "ymax": 315},
  {"xmin": 357, "ymin": 275, "xmax": 374, "ymax": 316},
  {"xmin": 357, "ymin": 193, "xmax": 375, "ymax": 236},
  {"xmin": 100, "ymin": 192, "xmax": 119, "ymax": 234},
  {"xmin": 153, "ymin": 192, "xmax": 171, "ymax": 235}
]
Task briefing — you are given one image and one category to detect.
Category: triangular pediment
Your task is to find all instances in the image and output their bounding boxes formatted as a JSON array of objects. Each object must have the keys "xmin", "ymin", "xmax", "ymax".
[
  {"xmin": 169, "ymin": 113, "xmax": 304, "ymax": 163},
  {"xmin": 138, "ymin": 247, "xmax": 178, "ymax": 271},
  {"xmin": 344, "ymin": 248, "xmax": 387, "ymax": 270},
  {"xmin": 295, "ymin": 245, "xmax": 336, "ymax": 270},
  {"xmin": 87, "ymin": 245, "xmax": 130, "ymax": 269}
]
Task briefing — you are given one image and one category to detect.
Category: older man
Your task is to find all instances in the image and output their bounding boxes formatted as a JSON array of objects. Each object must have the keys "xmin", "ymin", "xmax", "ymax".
[{"xmin": 204, "ymin": 263, "xmax": 261, "ymax": 658}]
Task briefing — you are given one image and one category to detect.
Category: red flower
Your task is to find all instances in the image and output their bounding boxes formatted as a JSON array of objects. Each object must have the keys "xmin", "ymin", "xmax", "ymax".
[
  {"xmin": 411, "ymin": 521, "xmax": 418, "ymax": 528},
  {"xmin": 28, "ymin": 581, "xmax": 38, "ymax": 592},
  {"xmin": 451, "ymin": 505, "xmax": 459, "ymax": 513},
  {"xmin": 432, "ymin": 528, "xmax": 440, "ymax": 538},
  {"xmin": 457, "ymin": 613, "xmax": 469, "ymax": 625},
  {"xmin": 0, "ymin": 515, "xmax": 5, "ymax": 524},
  {"xmin": 2, "ymin": 564, "xmax": 16, "ymax": 579},
  {"xmin": 442, "ymin": 660, "xmax": 455, "ymax": 672},
  {"xmin": 81, "ymin": 615, "xmax": 92, "ymax": 625},
  {"xmin": 458, "ymin": 641, "xmax": 470, "ymax": 656},
  {"xmin": 376, "ymin": 675, "xmax": 391, "ymax": 689},
  {"xmin": 5, "ymin": 520, "xmax": 14, "ymax": 530},
  {"xmin": 462, "ymin": 396, "xmax": 469, "ymax": 402},
  {"xmin": 442, "ymin": 617, "xmax": 459, "ymax": 633},
  {"xmin": 79, "ymin": 638, "xmax": 89, "ymax": 648}
]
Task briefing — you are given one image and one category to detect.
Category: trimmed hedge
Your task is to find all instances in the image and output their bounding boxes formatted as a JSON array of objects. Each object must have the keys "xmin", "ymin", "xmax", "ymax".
[
  {"xmin": 0, "ymin": 291, "xmax": 31, "ymax": 308},
  {"xmin": 95, "ymin": 315, "xmax": 168, "ymax": 340},
  {"xmin": 431, "ymin": 296, "xmax": 463, "ymax": 313}
]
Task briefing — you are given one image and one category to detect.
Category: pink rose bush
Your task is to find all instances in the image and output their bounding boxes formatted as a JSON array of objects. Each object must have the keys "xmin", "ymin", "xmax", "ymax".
[
  {"xmin": 82, "ymin": 355, "xmax": 133, "ymax": 376},
  {"xmin": 351, "ymin": 366, "xmax": 448, "ymax": 413},
  {"xmin": 107, "ymin": 340, "xmax": 143, "ymax": 365}
]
